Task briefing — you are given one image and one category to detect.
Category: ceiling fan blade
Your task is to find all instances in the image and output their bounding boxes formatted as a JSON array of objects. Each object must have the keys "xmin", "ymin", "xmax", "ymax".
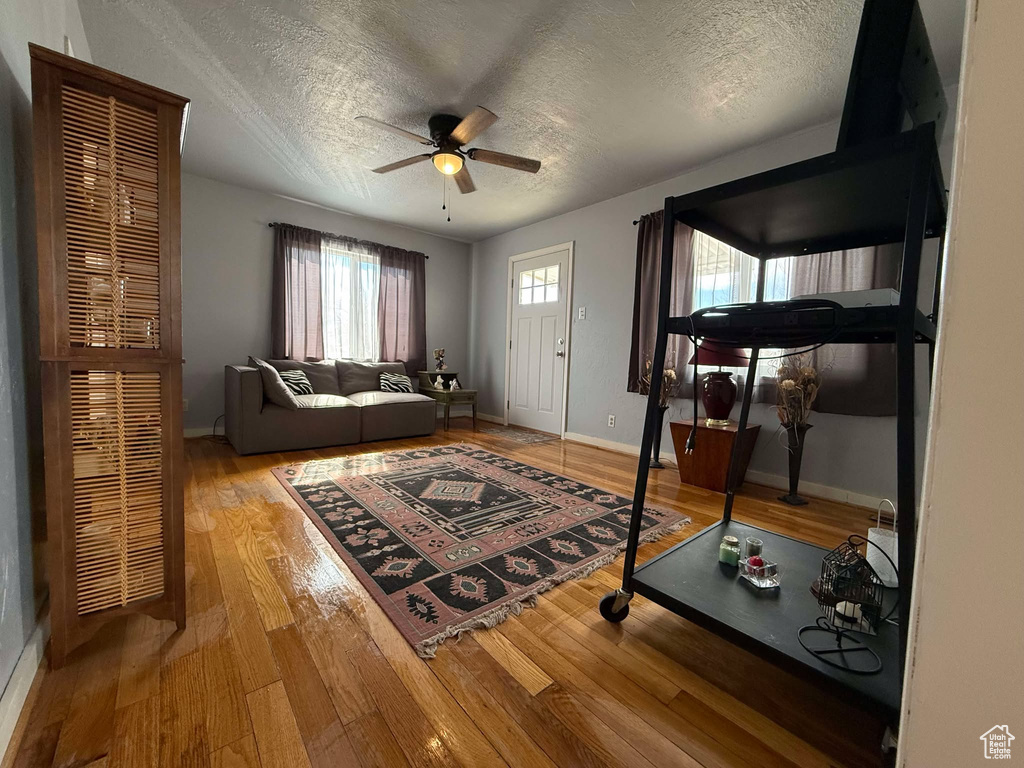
[
  {"xmin": 467, "ymin": 148, "xmax": 541, "ymax": 174},
  {"xmin": 453, "ymin": 165, "xmax": 476, "ymax": 194},
  {"xmin": 355, "ymin": 116, "xmax": 432, "ymax": 145},
  {"xmin": 450, "ymin": 106, "xmax": 497, "ymax": 145},
  {"xmin": 371, "ymin": 154, "xmax": 431, "ymax": 173}
]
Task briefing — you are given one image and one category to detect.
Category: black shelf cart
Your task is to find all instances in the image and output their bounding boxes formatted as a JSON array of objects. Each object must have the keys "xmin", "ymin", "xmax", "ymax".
[{"xmin": 601, "ymin": 122, "xmax": 946, "ymax": 723}]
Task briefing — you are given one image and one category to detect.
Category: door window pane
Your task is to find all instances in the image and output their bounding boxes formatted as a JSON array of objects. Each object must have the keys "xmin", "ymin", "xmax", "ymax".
[{"xmin": 518, "ymin": 264, "xmax": 560, "ymax": 304}]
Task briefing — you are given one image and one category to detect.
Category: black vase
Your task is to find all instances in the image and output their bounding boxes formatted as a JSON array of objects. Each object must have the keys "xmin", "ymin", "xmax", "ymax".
[
  {"xmin": 650, "ymin": 405, "xmax": 670, "ymax": 469},
  {"xmin": 778, "ymin": 423, "xmax": 812, "ymax": 506}
]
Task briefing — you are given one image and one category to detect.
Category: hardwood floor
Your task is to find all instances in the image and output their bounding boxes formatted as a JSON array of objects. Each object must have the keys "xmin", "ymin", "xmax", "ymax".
[{"xmin": 4, "ymin": 419, "xmax": 890, "ymax": 768}]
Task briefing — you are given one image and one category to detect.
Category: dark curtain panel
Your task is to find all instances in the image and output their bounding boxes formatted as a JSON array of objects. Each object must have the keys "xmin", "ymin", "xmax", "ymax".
[
  {"xmin": 378, "ymin": 246, "xmax": 427, "ymax": 374},
  {"xmin": 271, "ymin": 224, "xmax": 323, "ymax": 361},
  {"xmin": 628, "ymin": 210, "xmax": 695, "ymax": 393},
  {"xmin": 789, "ymin": 243, "xmax": 901, "ymax": 416}
]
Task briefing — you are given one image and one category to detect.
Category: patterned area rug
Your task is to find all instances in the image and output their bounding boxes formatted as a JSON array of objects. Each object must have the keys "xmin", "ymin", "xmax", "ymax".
[
  {"xmin": 273, "ymin": 444, "xmax": 688, "ymax": 657},
  {"xmin": 477, "ymin": 425, "xmax": 558, "ymax": 444}
]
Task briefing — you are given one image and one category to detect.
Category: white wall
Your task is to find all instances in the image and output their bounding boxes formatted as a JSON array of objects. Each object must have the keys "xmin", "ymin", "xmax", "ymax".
[
  {"xmin": 181, "ymin": 174, "xmax": 473, "ymax": 432},
  {"xmin": 470, "ymin": 112, "xmax": 955, "ymax": 502},
  {"xmin": 0, "ymin": 0, "xmax": 91, "ymax": 735},
  {"xmin": 899, "ymin": 1, "xmax": 1023, "ymax": 764}
]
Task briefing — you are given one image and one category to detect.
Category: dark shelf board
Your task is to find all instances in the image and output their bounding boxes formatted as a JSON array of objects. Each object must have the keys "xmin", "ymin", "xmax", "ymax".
[
  {"xmin": 671, "ymin": 125, "xmax": 947, "ymax": 259},
  {"xmin": 667, "ymin": 304, "xmax": 936, "ymax": 345},
  {"xmin": 630, "ymin": 520, "xmax": 901, "ymax": 718}
]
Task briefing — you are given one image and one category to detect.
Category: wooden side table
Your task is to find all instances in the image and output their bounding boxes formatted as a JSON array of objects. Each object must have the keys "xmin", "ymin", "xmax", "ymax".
[
  {"xmin": 417, "ymin": 371, "xmax": 477, "ymax": 430},
  {"xmin": 669, "ymin": 419, "xmax": 760, "ymax": 493}
]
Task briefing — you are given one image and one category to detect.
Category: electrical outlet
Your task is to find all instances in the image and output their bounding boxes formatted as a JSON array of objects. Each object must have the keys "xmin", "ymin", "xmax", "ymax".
[
  {"xmin": 578, "ymin": 306, "xmax": 586, "ymax": 320},
  {"xmin": 183, "ymin": 399, "xmax": 189, "ymax": 412},
  {"xmin": 607, "ymin": 414, "xmax": 615, "ymax": 428}
]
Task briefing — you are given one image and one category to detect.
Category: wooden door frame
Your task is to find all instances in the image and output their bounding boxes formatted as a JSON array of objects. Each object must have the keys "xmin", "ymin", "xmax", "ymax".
[{"xmin": 502, "ymin": 241, "xmax": 575, "ymax": 438}]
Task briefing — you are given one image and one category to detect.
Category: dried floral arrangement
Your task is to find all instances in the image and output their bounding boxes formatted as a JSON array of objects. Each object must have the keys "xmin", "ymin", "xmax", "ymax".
[
  {"xmin": 639, "ymin": 357, "xmax": 680, "ymax": 408},
  {"xmin": 775, "ymin": 354, "xmax": 820, "ymax": 426}
]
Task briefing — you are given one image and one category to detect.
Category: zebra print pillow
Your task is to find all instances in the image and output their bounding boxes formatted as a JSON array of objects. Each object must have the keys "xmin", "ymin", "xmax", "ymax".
[
  {"xmin": 279, "ymin": 369, "xmax": 314, "ymax": 395},
  {"xmin": 379, "ymin": 372, "xmax": 413, "ymax": 393}
]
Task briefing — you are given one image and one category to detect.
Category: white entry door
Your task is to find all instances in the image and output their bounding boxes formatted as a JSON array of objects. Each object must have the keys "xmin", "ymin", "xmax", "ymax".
[{"xmin": 508, "ymin": 248, "xmax": 569, "ymax": 434}]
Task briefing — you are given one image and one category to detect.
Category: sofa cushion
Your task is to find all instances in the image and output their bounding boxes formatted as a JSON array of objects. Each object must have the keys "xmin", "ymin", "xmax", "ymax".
[
  {"xmin": 347, "ymin": 390, "xmax": 436, "ymax": 442},
  {"xmin": 346, "ymin": 391, "xmax": 432, "ymax": 407},
  {"xmin": 243, "ymin": 401, "xmax": 360, "ymax": 453},
  {"xmin": 294, "ymin": 394, "xmax": 358, "ymax": 409},
  {"xmin": 249, "ymin": 356, "xmax": 300, "ymax": 410},
  {"xmin": 268, "ymin": 359, "xmax": 342, "ymax": 395},
  {"xmin": 336, "ymin": 360, "xmax": 407, "ymax": 396}
]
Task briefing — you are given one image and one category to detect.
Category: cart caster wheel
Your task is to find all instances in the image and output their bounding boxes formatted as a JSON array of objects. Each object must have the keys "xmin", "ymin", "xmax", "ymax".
[{"xmin": 599, "ymin": 591, "xmax": 630, "ymax": 623}]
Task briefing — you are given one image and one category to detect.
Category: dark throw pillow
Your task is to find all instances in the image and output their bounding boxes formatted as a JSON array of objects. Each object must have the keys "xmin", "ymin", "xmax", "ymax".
[
  {"xmin": 248, "ymin": 356, "xmax": 300, "ymax": 410},
  {"xmin": 267, "ymin": 359, "xmax": 341, "ymax": 395},
  {"xmin": 279, "ymin": 369, "xmax": 314, "ymax": 395},
  {"xmin": 336, "ymin": 360, "xmax": 407, "ymax": 395},
  {"xmin": 379, "ymin": 372, "xmax": 414, "ymax": 393}
]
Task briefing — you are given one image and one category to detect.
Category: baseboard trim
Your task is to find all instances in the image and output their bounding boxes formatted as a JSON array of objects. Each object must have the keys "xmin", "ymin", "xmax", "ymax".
[
  {"xmin": 744, "ymin": 470, "xmax": 885, "ymax": 510},
  {"xmin": 0, "ymin": 617, "xmax": 49, "ymax": 765},
  {"xmin": 562, "ymin": 431, "xmax": 677, "ymax": 468},
  {"xmin": 562, "ymin": 431, "xmax": 882, "ymax": 510},
  {"xmin": 476, "ymin": 412, "xmax": 504, "ymax": 425},
  {"xmin": 184, "ymin": 427, "xmax": 212, "ymax": 438}
]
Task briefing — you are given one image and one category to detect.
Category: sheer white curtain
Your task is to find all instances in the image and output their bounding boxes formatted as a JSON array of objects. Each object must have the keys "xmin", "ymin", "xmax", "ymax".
[
  {"xmin": 320, "ymin": 236, "xmax": 381, "ymax": 361},
  {"xmin": 691, "ymin": 230, "xmax": 794, "ymax": 382}
]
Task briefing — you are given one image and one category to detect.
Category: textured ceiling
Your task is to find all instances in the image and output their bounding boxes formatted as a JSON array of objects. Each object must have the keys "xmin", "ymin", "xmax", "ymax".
[{"xmin": 77, "ymin": 0, "xmax": 965, "ymax": 242}]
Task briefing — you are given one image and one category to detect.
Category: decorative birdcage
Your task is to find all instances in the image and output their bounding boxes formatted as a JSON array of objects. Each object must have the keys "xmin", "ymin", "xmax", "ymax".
[
  {"xmin": 798, "ymin": 534, "xmax": 897, "ymax": 675},
  {"xmin": 817, "ymin": 537, "xmax": 884, "ymax": 635}
]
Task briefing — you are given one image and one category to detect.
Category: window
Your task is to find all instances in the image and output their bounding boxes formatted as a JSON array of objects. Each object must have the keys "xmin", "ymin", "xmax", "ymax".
[
  {"xmin": 691, "ymin": 230, "xmax": 795, "ymax": 377},
  {"xmin": 519, "ymin": 265, "xmax": 559, "ymax": 305},
  {"xmin": 320, "ymin": 237, "xmax": 380, "ymax": 360}
]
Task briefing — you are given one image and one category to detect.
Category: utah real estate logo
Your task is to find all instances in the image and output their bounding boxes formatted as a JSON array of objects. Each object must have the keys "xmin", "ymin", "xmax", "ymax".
[{"xmin": 980, "ymin": 725, "xmax": 1014, "ymax": 760}]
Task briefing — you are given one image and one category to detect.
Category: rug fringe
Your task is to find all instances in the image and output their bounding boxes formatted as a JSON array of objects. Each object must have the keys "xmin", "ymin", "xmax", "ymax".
[{"xmin": 413, "ymin": 516, "xmax": 689, "ymax": 658}]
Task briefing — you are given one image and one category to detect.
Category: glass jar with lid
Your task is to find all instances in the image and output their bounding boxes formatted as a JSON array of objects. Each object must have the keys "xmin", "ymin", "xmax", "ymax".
[{"xmin": 719, "ymin": 535, "xmax": 741, "ymax": 566}]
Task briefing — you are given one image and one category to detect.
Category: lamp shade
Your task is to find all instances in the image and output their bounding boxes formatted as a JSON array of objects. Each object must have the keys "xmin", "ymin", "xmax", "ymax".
[
  {"xmin": 688, "ymin": 342, "xmax": 750, "ymax": 367},
  {"xmin": 432, "ymin": 152, "xmax": 463, "ymax": 175}
]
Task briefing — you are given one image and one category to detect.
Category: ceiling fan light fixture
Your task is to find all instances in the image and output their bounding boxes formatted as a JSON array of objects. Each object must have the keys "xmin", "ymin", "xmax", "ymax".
[{"xmin": 432, "ymin": 151, "xmax": 463, "ymax": 176}]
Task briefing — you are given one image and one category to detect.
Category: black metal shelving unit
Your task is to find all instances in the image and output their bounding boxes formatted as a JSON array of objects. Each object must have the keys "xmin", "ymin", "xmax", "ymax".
[{"xmin": 601, "ymin": 122, "xmax": 947, "ymax": 724}]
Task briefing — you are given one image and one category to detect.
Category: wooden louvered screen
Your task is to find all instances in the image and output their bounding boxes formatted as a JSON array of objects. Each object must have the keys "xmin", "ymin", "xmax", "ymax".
[
  {"xmin": 32, "ymin": 44, "xmax": 188, "ymax": 668},
  {"xmin": 71, "ymin": 370, "xmax": 164, "ymax": 614},
  {"xmin": 62, "ymin": 85, "xmax": 161, "ymax": 349}
]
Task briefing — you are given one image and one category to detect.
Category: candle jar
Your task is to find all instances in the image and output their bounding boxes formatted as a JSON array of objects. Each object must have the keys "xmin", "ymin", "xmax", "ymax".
[
  {"xmin": 719, "ymin": 535, "xmax": 741, "ymax": 566},
  {"xmin": 745, "ymin": 537, "xmax": 763, "ymax": 559}
]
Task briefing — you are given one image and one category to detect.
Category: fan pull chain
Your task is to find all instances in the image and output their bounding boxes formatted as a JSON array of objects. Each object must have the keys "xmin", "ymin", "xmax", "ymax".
[{"xmin": 438, "ymin": 175, "xmax": 452, "ymax": 223}]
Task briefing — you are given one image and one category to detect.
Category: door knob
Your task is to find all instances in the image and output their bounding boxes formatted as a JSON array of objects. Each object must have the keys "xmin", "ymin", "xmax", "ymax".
[{"xmin": 556, "ymin": 350, "xmax": 565, "ymax": 357}]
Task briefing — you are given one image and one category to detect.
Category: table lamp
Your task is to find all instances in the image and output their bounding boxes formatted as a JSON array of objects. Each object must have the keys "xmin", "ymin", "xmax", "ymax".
[{"xmin": 688, "ymin": 342, "xmax": 750, "ymax": 426}]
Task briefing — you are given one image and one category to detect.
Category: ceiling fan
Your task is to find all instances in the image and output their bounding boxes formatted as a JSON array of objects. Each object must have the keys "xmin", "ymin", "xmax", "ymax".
[{"xmin": 355, "ymin": 106, "xmax": 541, "ymax": 194}]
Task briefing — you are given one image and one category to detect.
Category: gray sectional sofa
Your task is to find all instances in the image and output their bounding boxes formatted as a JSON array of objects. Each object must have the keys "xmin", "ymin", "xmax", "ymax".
[{"xmin": 224, "ymin": 359, "xmax": 436, "ymax": 454}]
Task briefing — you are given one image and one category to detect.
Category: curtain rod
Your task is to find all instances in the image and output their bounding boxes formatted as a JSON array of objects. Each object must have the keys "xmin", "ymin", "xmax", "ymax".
[{"xmin": 267, "ymin": 222, "xmax": 428, "ymax": 258}]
